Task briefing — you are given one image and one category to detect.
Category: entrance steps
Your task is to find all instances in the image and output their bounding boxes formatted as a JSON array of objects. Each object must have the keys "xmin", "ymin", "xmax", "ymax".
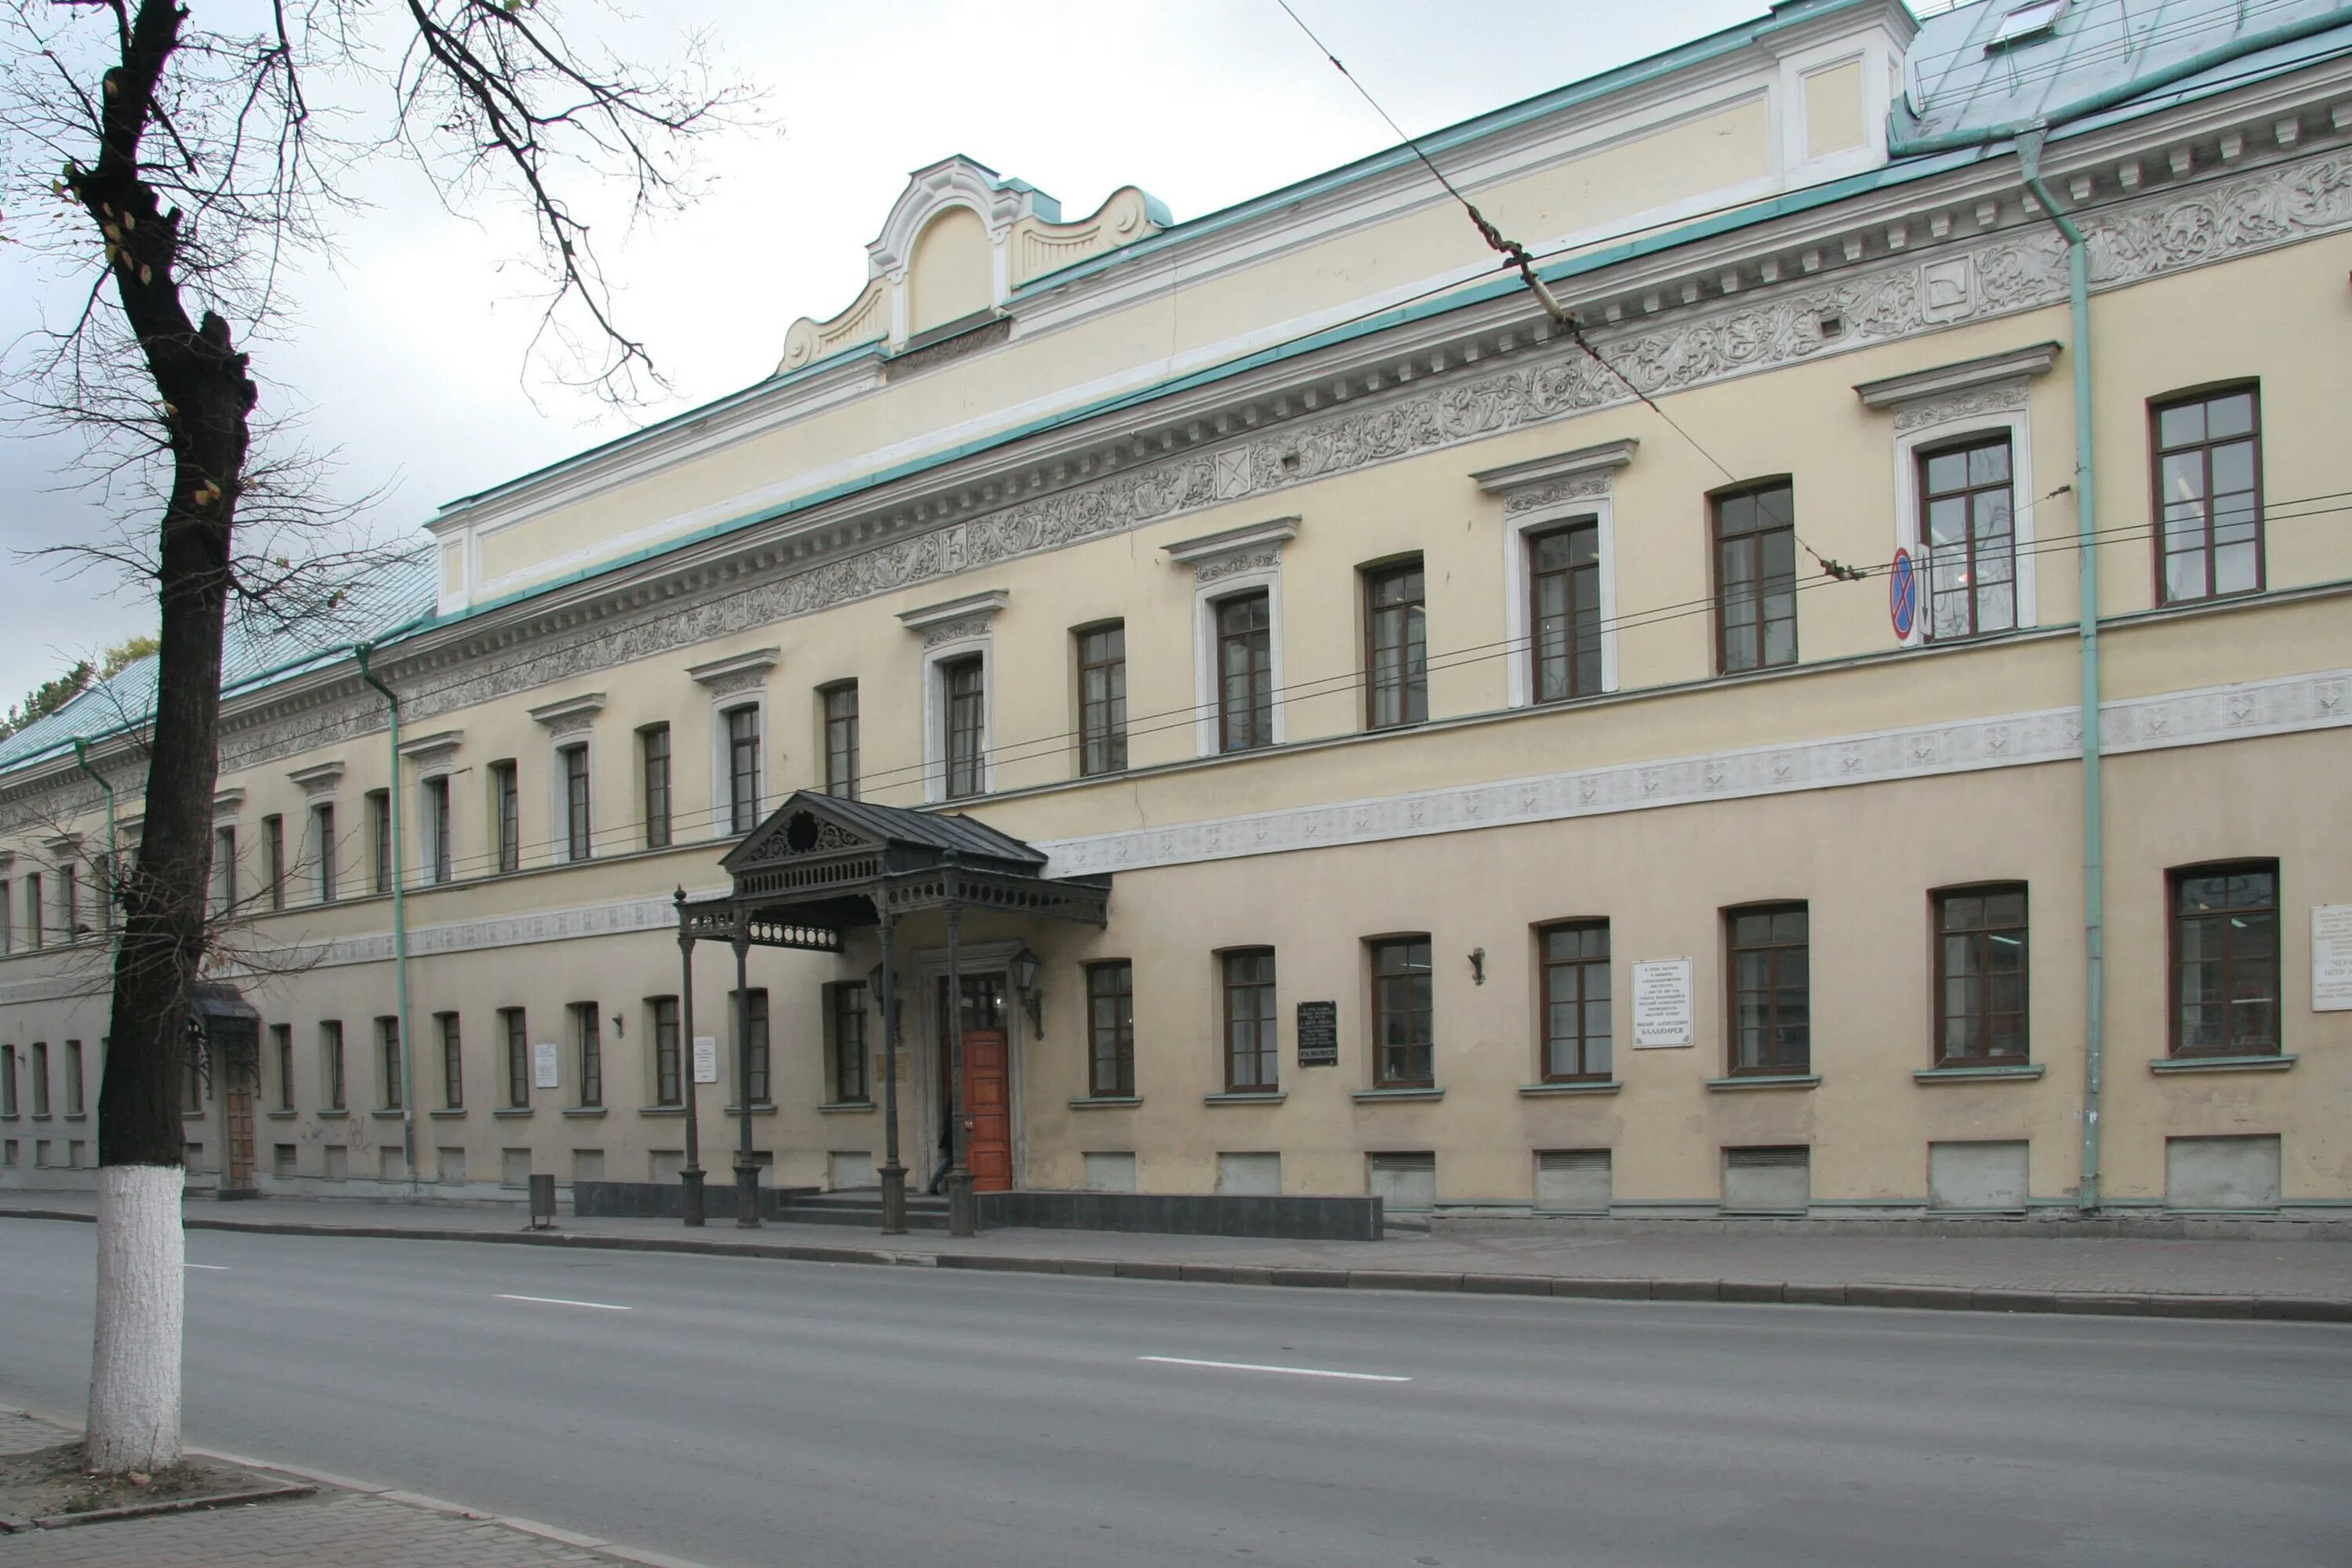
[{"xmin": 776, "ymin": 1187, "xmax": 951, "ymax": 1231}]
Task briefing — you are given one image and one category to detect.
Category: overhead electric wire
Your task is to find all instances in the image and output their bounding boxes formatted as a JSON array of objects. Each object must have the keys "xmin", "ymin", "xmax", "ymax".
[{"xmin": 1270, "ymin": 0, "xmax": 1868, "ymax": 579}]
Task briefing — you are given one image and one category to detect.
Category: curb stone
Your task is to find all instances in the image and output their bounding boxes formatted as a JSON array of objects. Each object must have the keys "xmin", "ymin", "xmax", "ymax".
[{"xmin": 5, "ymin": 1205, "xmax": 2350, "ymax": 1323}]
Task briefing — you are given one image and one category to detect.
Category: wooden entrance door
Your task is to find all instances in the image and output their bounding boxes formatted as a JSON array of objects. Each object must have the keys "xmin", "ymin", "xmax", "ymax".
[
  {"xmin": 215, "ymin": 1021, "xmax": 260, "ymax": 1197},
  {"xmin": 942, "ymin": 975, "xmax": 1013, "ymax": 1192}
]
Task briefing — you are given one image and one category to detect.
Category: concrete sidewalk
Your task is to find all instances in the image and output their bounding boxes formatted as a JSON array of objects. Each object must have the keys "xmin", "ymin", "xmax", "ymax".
[
  {"xmin": 5, "ymin": 1192, "xmax": 2350, "ymax": 1320},
  {"xmin": 0, "ymin": 1408, "xmax": 706, "ymax": 1568}
]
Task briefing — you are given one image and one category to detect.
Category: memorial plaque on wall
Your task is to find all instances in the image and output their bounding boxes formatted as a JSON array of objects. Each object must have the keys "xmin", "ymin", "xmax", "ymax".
[
  {"xmin": 2315, "ymin": 905, "xmax": 2352, "ymax": 1011},
  {"xmin": 1631, "ymin": 959, "xmax": 1695, "ymax": 1047},
  {"xmin": 1296, "ymin": 1000, "xmax": 1339, "ymax": 1066},
  {"xmin": 531, "ymin": 1040, "xmax": 560, "ymax": 1090},
  {"xmin": 691, "ymin": 1034, "xmax": 720, "ymax": 1084}
]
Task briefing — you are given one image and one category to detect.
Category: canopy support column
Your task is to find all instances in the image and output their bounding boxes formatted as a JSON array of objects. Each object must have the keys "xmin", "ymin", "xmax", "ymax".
[
  {"xmin": 875, "ymin": 904, "xmax": 906, "ymax": 1235},
  {"xmin": 943, "ymin": 864, "xmax": 975, "ymax": 1238},
  {"xmin": 731, "ymin": 929, "xmax": 761, "ymax": 1228},
  {"xmin": 673, "ymin": 887, "xmax": 706, "ymax": 1228}
]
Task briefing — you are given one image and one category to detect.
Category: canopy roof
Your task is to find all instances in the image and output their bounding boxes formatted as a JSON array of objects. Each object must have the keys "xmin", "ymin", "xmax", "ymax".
[{"xmin": 686, "ymin": 790, "xmax": 1108, "ymax": 949}]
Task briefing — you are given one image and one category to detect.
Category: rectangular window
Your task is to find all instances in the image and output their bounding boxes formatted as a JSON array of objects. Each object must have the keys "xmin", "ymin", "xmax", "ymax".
[
  {"xmin": 64, "ymin": 1040, "xmax": 83, "ymax": 1116},
  {"xmin": 437, "ymin": 1012, "xmax": 463, "ymax": 1109},
  {"xmin": 1935, "ymin": 886, "xmax": 2028, "ymax": 1065},
  {"xmin": 1080, "ymin": 963, "xmax": 1133, "ymax": 1098},
  {"xmin": 651, "ymin": 996, "xmax": 681, "ymax": 1107},
  {"xmin": 2170, "ymin": 862, "xmax": 2279, "ymax": 1056},
  {"xmin": 312, "ymin": 803, "xmax": 339, "ymax": 902},
  {"xmin": 641, "ymin": 726, "xmax": 672, "ymax": 850},
  {"xmin": 561, "ymin": 744, "xmax": 592, "ymax": 862},
  {"xmin": 1714, "ymin": 481, "xmax": 1798, "ymax": 673},
  {"xmin": 182, "ymin": 1041, "xmax": 204, "ymax": 1115},
  {"xmin": 26, "ymin": 873, "xmax": 43, "ymax": 949},
  {"xmin": 262, "ymin": 815, "xmax": 285, "ymax": 911},
  {"xmin": 490, "ymin": 761, "xmax": 520, "ymax": 873},
  {"xmin": 573, "ymin": 1003, "xmax": 602, "ymax": 1109},
  {"xmin": 501, "ymin": 1007, "xmax": 530, "ymax": 1109},
  {"xmin": 424, "ymin": 775, "xmax": 452, "ymax": 885},
  {"xmin": 1221, "ymin": 950, "xmax": 1277, "ymax": 1093},
  {"xmin": 738, "ymin": 987, "xmax": 771, "ymax": 1105},
  {"xmin": 377, "ymin": 1017, "xmax": 402, "ymax": 1111},
  {"xmin": 1364, "ymin": 561, "xmax": 1427, "ymax": 729},
  {"xmin": 1076, "ymin": 626, "xmax": 1127, "ymax": 776},
  {"xmin": 831, "ymin": 984, "xmax": 868, "ymax": 1103},
  {"xmin": 1217, "ymin": 591, "xmax": 1274, "ymax": 753},
  {"xmin": 31, "ymin": 1042, "xmax": 49, "ymax": 1117},
  {"xmin": 942, "ymin": 656, "xmax": 985, "ymax": 800},
  {"xmin": 1920, "ymin": 436, "xmax": 2016, "ymax": 639},
  {"xmin": 822, "ymin": 684, "xmax": 860, "ymax": 799},
  {"xmin": 368, "ymin": 790, "xmax": 391, "ymax": 895},
  {"xmin": 1728, "ymin": 905, "xmax": 1810, "ymax": 1075},
  {"xmin": 271, "ymin": 1024, "xmax": 294, "ymax": 1112},
  {"xmin": 209, "ymin": 826, "xmax": 237, "ymax": 916},
  {"xmin": 321, "ymin": 1020, "xmax": 345, "ymax": 1112},
  {"xmin": 60, "ymin": 865, "xmax": 79, "ymax": 939},
  {"xmin": 1370, "ymin": 937, "xmax": 1434, "ymax": 1088},
  {"xmin": 725, "ymin": 706, "xmax": 760, "ymax": 834},
  {"xmin": 1530, "ymin": 521, "xmax": 1602, "ymax": 702},
  {"xmin": 1, "ymin": 1046, "xmax": 15, "ymax": 1116},
  {"xmin": 2154, "ymin": 385, "xmax": 2263, "ymax": 604},
  {"xmin": 1541, "ymin": 921, "xmax": 1612, "ymax": 1082},
  {"xmin": 0, "ymin": 879, "xmax": 10, "ymax": 952}
]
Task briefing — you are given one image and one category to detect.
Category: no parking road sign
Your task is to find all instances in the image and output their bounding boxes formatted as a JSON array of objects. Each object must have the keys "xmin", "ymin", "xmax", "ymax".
[{"xmin": 1889, "ymin": 546, "xmax": 1917, "ymax": 640}]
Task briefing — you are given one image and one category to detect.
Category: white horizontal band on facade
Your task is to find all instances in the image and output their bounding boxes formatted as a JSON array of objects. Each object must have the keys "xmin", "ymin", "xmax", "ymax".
[
  {"xmin": 5, "ymin": 664, "xmax": 2336, "ymax": 1007},
  {"xmin": 1037, "ymin": 665, "xmax": 2350, "ymax": 878}
]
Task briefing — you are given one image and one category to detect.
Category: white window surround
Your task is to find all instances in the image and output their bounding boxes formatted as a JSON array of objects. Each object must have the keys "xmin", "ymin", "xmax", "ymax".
[
  {"xmin": 530, "ymin": 693, "xmax": 605, "ymax": 865},
  {"xmin": 920, "ymin": 633, "xmax": 993, "ymax": 804},
  {"xmin": 688, "ymin": 649, "xmax": 779, "ymax": 838},
  {"xmin": 1857, "ymin": 344, "xmax": 2060, "ymax": 647},
  {"xmin": 900, "ymin": 591, "xmax": 1007, "ymax": 804},
  {"xmin": 1166, "ymin": 517, "xmax": 1299, "ymax": 759},
  {"xmin": 397, "ymin": 731, "xmax": 463, "ymax": 884},
  {"xmin": 1473, "ymin": 440, "xmax": 1635, "ymax": 707}
]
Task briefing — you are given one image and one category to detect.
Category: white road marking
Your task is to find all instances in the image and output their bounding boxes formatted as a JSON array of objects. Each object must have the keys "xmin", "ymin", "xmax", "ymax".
[
  {"xmin": 495, "ymin": 1293, "xmax": 630, "ymax": 1312},
  {"xmin": 1139, "ymin": 1355, "xmax": 1410, "ymax": 1383},
  {"xmin": 183, "ymin": 1263, "xmax": 230, "ymax": 1271}
]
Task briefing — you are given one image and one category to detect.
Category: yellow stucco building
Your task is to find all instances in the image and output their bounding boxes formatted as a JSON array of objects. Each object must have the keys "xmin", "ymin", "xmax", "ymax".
[{"xmin": 4, "ymin": 0, "xmax": 2350, "ymax": 1227}]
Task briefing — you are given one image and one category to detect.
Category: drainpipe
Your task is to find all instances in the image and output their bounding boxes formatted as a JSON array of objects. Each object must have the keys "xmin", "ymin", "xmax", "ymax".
[
  {"xmin": 2017, "ymin": 129, "xmax": 2105, "ymax": 1214},
  {"xmin": 69, "ymin": 739, "xmax": 118, "ymax": 947},
  {"xmin": 354, "ymin": 644, "xmax": 419, "ymax": 1199}
]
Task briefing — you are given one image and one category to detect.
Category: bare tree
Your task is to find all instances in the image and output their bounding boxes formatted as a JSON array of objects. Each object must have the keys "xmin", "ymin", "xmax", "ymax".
[{"xmin": 0, "ymin": 0, "xmax": 753, "ymax": 1474}]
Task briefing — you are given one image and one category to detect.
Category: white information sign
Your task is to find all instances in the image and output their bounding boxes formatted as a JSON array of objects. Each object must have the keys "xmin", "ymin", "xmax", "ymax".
[
  {"xmin": 2314, "ymin": 905, "xmax": 2352, "ymax": 1012},
  {"xmin": 1631, "ymin": 959, "xmax": 1695, "ymax": 1047},
  {"xmin": 531, "ymin": 1040, "xmax": 560, "ymax": 1091},
  {"xmin": 691, "ymin": 1034, "xmax": 720, "ymax": 1085}
]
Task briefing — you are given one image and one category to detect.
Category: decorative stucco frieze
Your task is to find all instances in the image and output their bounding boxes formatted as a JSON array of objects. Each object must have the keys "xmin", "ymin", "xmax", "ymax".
[
  {"xmin": 1501, "ymin": 474, "xmax": 1613, "ymax": 515},
  {"xmin": 921, "ymin": 616, "xmax": 996, "ymax": 649},
  {"xmin": 1194, "ymin": 547, "xmax": 1284, "ymax": 586},
  {"xmin": 318, "ymin": 151, "xmax": 2352, "ymax": 742},
  {"xmin": 1893, "ymin": 379, "xmax": 2032, "ymax": 433},
  {"xmin": 1036, "ymin": 665, "xmax": 2352, "ymax": 879},
  {"xmin": 3, "ymin": 149, "xmax": 2348, "ymax": 821}
]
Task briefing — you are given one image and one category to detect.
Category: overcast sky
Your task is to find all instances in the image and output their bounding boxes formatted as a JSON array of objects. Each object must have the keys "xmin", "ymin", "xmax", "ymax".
[{"xmin": 0, "ymin": 0, "xmax": 1772, "ymax": 708}]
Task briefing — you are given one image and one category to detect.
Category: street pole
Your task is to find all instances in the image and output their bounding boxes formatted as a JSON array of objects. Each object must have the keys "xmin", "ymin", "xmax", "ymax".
[
  {"xmin": 876, "ymin": 905, "xmax": 906, "ymax": 1235},
  {"xmin": 732, "ymin": 929, "xmax": 760, "ymax": 1227},
  {"xmin": 673, "ymin": 887, "xmax": 705, "ymax": 1227}
]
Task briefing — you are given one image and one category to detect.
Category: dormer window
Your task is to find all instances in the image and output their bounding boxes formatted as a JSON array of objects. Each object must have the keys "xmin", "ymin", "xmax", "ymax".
[{"xmin": 1989, "ymin": 0, "xmax": 2065, "ymax": 49}]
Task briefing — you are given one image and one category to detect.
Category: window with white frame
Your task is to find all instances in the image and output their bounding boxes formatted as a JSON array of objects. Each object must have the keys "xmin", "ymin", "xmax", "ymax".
[
  {"xmin": 724, "ymin": 705, "xmax": 761, "ymax": 833},
  {"xmin": 559, "ymin": 743, "xmax": 592, "ymax": 862},
  {"xmin": 422, "ymin": 774, "xmax": 453, "ymax": 885}
]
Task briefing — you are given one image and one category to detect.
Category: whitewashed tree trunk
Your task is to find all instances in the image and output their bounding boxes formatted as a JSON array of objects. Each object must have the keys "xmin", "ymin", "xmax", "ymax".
[{"xmin": 86, "ymin": 1164, "xmax": 185, "ymax": 1472}]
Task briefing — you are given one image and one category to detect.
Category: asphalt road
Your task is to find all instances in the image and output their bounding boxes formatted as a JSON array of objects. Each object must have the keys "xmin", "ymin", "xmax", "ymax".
[{"xmin": 3, "ymin": 1218, "xmax": 2347, "ymax": 1568}]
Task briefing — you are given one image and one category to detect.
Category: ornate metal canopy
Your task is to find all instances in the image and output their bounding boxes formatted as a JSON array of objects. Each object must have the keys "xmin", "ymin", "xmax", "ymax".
[{"xmin": 681, "ymin": 789, "xmax": 1110, "ymax": 947}]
